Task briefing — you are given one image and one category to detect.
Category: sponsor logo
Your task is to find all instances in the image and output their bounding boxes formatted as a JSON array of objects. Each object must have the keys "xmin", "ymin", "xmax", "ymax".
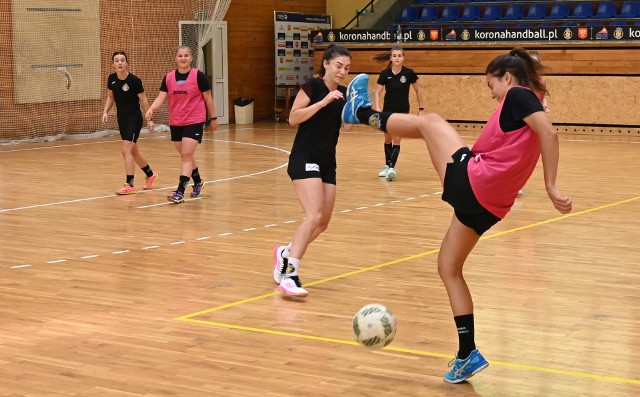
[
  {"xmin": 305, "ymin": 163, "xmax": 320, "ymax": 172},
  {"xmin": 173, "ymin": 90, "xmax": 188, "ymax": 95},
  {"xmin": 578, "ymin": 27, "xmax": 588, "ymax": 40},
  {"xmin": 596, "ymin": 27, "xmax": 608, "ymax": 40},
  {"xmin": 445, "ymin": 29, "xmax": 457, "ymax": 41},
  {"xmin": 430, "ymin": 29, "xmax": 439, "ymax": 41}
]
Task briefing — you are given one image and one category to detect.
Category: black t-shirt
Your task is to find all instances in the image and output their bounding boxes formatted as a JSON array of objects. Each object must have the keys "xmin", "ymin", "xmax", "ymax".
[
  {"xmin": 159, "ymin": 69, "xmax": 211, "ymax": 92},
  {"xmin": 290, "ymin": 77, "xmax": 346, "ymax": 161},
  {"xmin": 376, "ymin": 66, "xmax": 418, "ymax": 113},
  {"xmin": 107, "ymin": 72, "xmax": 144, "ymax": 117},
  {"xmin": 499, "ymin": 87, "xmax": 544, "ymax": 132}
]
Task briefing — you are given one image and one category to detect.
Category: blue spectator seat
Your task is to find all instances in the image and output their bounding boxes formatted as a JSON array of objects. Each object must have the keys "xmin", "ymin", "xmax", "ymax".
[
  {"xmin": 439, "ymin": 5, "xmax": 459, "ymax": 22},
  {"xmin": 493, "ymin": 23, "xmax": 509, "ymax": 28},
  {"xmin": 538, "ymin": 23, "xmax": 556, "ymax": 28},
  {"xmin": 594, "ymin": 2, "xmax": 617, "ymax": 18},
  {"xmin": 586, "ymin": 21, "xmax": 603, "ymax": 26},
  {"xmin": 562, "ymin": 22, "xmax": 579, "ymax": 27},
  {"xmin": 502, "ymin": 4, "xmax": 525, "ymax": 20},
  {"xmin": 616, "ymin": 1, "xmax": 640, "ymax": 17},
  {"xmin": 515, "ymin": 23, "xmax": 533, "ymax": 28},
  {"xmin": 547, "ymin": 3, "xmax": 571, "ymax": 19},
  {"xmin": 524, "ymin": 4, "xmax": 547, "ymax": 20},
  {"xmin": 460, "ymin": 5, "xmax": 481, "ymax": 21},
  {"xmin": 480, "ymin": 4, "xmax": 502, "ymax": 21},
  {"xmin": 399, "ymin": 6, "xmax": 419, "ymax": 23},
  {"xmin": 569, "ymin": 2, "xmax": 594, "ymax": 18},
  {"xmin": 416, "ymin": 6, "xmax": 439, "ymax": 22},
  {"xmin": 611, "ymin": 21, "xmax": 628, "ymax": 25}
]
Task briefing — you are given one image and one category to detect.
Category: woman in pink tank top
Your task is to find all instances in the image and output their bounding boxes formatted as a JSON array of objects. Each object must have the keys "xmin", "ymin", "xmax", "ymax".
[
  {"xmin": 341, "ymin": 47, "xmax": 572, "ymax": 383},
  {"xmin": 146, "ymin": 46, "xmax": 219, "ymax": 204}
]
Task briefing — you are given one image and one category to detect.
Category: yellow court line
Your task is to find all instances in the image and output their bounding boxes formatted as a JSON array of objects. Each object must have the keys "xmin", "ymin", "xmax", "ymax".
[
  {"xmin": 178, "ymin": 318, "xmax": 640, "ymax": 385},
  {"xmin": 174, "ymin": 195, "xmax": 640, "ymax": 385}
]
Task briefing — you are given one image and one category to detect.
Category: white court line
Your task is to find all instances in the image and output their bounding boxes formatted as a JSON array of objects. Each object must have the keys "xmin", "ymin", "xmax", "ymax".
[
  {"xmin": 1, "ymin": 138, "xmax": 290, "ymax": 214},
  {"xmin": 8, "ymin": 191, "xmax": 442, "ymax": 270}
]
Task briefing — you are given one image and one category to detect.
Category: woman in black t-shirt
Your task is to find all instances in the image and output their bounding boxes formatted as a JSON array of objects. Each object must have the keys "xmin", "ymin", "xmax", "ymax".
[
  {"xmin": 372, "ymin": 46, "xmax": 425, "ymax": 181},
  {"xmin": 102, "ymin": 52, "xmax": 157, "ymax": 195},
  {"xmin": 271, "ymin": 45, "xmax": 353, "ymax": 297}
]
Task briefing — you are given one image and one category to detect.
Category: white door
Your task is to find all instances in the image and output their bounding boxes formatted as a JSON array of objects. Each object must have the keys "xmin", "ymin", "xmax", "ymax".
[{"xmin": 179, "ymin": 21, "xmax": 229, "ymax": 124}]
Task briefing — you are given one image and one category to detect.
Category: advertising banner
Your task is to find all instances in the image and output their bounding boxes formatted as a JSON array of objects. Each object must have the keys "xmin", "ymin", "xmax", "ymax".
[
  {"xmin": 311, "ymin": 25, "xmax": 638, "ymax": 44},
  {"xmin": 275, "ymin": 11, "xmax": 331, "ymax": 86}
]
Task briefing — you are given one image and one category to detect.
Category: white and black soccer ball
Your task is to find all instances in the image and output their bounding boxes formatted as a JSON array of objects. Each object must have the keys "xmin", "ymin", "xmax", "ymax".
[{"xmin": 352, "ymin": 304, "xmax": 397, "ymax": 348}]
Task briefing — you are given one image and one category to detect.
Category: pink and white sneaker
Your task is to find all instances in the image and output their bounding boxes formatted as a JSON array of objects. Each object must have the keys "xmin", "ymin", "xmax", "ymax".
[
  {"xmin": 115, "ymin": 184, "xmax": 135, "ymax": 195},
  {"xmin": 273, "ymin": 246, "xmax": 288, "ymax": 284},
  {"xmin": 278, "ymin": 276, "xmax": 308, "ymax": 297},
  {"xmin": 143, "ymin": 173, "xmax": 158, "ymax": 190}
]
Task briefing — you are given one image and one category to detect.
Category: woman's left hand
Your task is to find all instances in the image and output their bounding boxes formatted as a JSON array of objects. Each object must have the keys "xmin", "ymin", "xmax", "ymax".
[{"xmin": 210, "ymin": 118, "xmax": 219, "ymax": 131}]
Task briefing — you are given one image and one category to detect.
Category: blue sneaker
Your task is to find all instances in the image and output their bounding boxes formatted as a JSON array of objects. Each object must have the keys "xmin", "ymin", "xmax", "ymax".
[
  {"xmin": 191, "ymin": 181, "xmax": 206, "ymax": 197},
  {"xmin": 342, "ymin": 73, "xmax": 372, "ymax": 125},
  {"xmin": 443, "ymin": 350, "xmax": 489, "ymax": 383}
]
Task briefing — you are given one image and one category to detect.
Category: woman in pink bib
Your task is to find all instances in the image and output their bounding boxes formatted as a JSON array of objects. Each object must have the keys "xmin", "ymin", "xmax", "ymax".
[
  {"xmin": 146, "ymin": 46, "xmax": 218, "ymax": 204},
  {"xmin": 342, "ymin": 47, "xmax": 572, "ymax": 384}
]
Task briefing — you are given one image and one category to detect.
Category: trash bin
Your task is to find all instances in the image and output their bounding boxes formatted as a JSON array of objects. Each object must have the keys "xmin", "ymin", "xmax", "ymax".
[{"xmin": 234, "ymin": 98, "xmax": 254, "ymax": 124}]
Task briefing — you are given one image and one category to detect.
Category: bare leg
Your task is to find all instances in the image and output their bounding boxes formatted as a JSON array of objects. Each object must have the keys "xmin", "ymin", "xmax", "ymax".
[
  {"xmin": 131, "ymin": 143, "xmax": 149, "ymax": 169},
  {"xmin": 174, "ymin": 138, "xmax": 199, "ymax": 177},
  {"xmin": 289, "ymin": 179, "xmax": 336, "ymax": 260},
  {"xmin": 121, "ymin": 141, "xmax": 136, "ymax": 176},
  {"xmin": 438, "ymin": 215, "xmax": 481, "ymax": 315},
  {"xmin": 384, "ymin": 113, "xmax": 467, "ymax": 186}
]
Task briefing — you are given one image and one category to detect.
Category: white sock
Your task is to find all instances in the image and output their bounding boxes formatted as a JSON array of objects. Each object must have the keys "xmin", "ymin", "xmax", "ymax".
[
  {"xmin": 285, "ymin": 242, "xmax": 292, "ymax": 257},
  {"xmin": 286, "ymin": 257, "xmax": 300, "ymax": 277}
]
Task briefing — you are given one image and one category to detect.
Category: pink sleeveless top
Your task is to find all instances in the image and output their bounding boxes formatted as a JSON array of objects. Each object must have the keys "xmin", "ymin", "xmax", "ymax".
[
  {"xmin": 468, "ymin": 87, "xmax": 541, "ymax": 218},
  {"xmin": 166, "ymin": 68, "xmax": 206, "ymax": 126}
]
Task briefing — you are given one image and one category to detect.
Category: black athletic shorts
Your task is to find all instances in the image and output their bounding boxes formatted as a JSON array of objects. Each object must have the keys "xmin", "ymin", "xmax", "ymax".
[
  {"xmin": 118, "ymin": 114, "xmax": 143, "ymax": 142},
  {"xmin": 287, "ymin": 154, "xmax": 337, "ymax": 185},
  {"xmin": 170, "ymin": 122, "xmax": 205, "ymax": 143},
  {"xmin": 442, "ymin": 147, "xmax": 501, "ymax": 236}
]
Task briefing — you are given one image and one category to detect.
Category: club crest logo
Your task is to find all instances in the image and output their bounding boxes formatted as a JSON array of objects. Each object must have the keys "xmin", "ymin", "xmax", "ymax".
[
  {"xmin": 461, "ymin": 29, "xmax": 470, "ymax": 41},
  {"xmin": 429, "ymin": 29, "xmax": 439, "ymax": 41},
  {"xmin": 417, "ymin": 30, "xmax": 426, "ymax": 41},
  {"xmin": 563, "ymin": 28, "xmax": 573, "ymax": 40},
  {"xmin": 400, "ymin": 76, "xmax": 407, "ymax": 84},
  {"xmin": 614, "ymin": 27, "xmax": 624, "ymax": 40},
  {"xmin": 327, "ymin": 31, "xmax": 336, "ymax": 42},
  {"xmin": 578, "ymin": 27, "xmax": 588, "ymax": 40},
  {"xmin": 122, "ymin": 83, "xmax": 130, "ymax": 92}
]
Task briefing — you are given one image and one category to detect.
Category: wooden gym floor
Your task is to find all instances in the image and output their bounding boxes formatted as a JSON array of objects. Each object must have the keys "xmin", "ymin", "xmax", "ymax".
[{"xmin": 0, "ymin": 122, "xmax": 638, "ymax": 396}]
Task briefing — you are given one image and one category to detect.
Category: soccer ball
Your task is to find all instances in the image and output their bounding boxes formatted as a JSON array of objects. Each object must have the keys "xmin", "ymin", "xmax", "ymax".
[{"xmin": 352, "ymin": 304, "xmax": 397, "ymax": 348}]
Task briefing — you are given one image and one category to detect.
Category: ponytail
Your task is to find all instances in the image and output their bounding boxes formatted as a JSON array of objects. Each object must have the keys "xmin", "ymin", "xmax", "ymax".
[{"xmin": 486, "ymin": 47, "xmax": 548, "ymax": 96}]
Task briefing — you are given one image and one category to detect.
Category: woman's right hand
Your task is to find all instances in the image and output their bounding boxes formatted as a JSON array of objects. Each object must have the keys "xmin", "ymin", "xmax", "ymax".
[{"xmin": 101, "ymin": 113, "xmax": 108, "ymax": 125}]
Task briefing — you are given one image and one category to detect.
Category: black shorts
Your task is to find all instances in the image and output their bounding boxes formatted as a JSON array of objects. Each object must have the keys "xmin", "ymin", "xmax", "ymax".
[
  {"xmin": 442, "ymin": 147, "xmax": 501, "ymax": 236},
  {"xmin": 170, "ymin": 122, "xmax": 205, "ymax": 143},
  {"xmin": 118, "ymin": 114, "xmax": 143, "ymax": 142},
  {"xmin": 287, "ymin": 154, "xmax": 337, "ymax": 185}
]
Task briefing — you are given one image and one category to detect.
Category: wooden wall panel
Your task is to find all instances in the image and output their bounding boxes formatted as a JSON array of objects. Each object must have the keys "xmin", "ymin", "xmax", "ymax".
[{"xmin": 226, "ymin": 0, "xmax": 326, "ymax": 123}]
